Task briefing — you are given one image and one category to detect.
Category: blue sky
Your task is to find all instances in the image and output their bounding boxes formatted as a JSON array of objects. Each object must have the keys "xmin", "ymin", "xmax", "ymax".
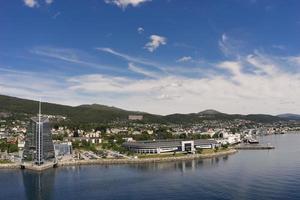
[{"xmin": 0, "ymin": 0, "xmax": 300, "ymax": 115}]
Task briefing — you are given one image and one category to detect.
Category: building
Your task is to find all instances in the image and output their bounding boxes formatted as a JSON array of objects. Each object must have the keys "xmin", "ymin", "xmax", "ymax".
[
  {"xmin": 23, "ymin": 116, "xmax": 55, "ymax": 165},
  {"xmin": 67, "ymin": 137, "xmax": 102, "ymax": 144},
  {"xmin": 128, "ymin": 115, "xmax": 143, "ymax": 120},
  {"xmin": 54, "ymin": 142, "xmax": 72, "ymax": 156},
  {"xmin": 123, "ymin": 139, "xmax": 219, "ymax": 154}
]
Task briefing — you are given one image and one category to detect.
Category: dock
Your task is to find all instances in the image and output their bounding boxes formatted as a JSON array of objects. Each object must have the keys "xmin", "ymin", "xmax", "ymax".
[
  {"xmin": 234, "ymin": 144, "xmax": 275, "ymax": 150},
  {"xmin": 20, "ymin": 161, "xmax": 57, "ymax": 171}
]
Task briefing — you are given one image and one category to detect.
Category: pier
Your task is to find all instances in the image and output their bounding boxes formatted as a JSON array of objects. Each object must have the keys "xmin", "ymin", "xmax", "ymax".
[{"xmin": 234, "ymin": 144, "xmax": 275, "ymax": 150}]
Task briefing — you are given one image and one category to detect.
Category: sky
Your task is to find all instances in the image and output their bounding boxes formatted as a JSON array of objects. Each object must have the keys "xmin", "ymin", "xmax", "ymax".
[{"xmin": 0, "ymin": 0, "xmax": 300, "ymax": 115}]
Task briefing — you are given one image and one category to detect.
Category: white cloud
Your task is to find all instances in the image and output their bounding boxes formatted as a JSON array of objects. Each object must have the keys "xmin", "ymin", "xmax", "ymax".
[
  {"xmin": 218, "ymin": 33, "xmax": 231, "ymax": 56},
  {"xmin": 23, "ymin": 0, "xmax": 38, "ymax": 8},
  {"xmin": 104, "ymin": 0, "xmax": 150, "ymax": 9},
  {"xmin": 218, "ymin": 61, "xmax": 242, "ymax": 76},
  {"xmin": 287, "ymin": 56, "xmax": 300, "ymax": 66},
  {"xmin": 137, "ymin": 27, "xmax": 144, "ymax": 34},
  {"xmin": 96, "ymin": 47, "xmax": 166, "ymax": 71},
  {"xmin": 3, "ymin": 41, "xmax": 300, "ymax": 115},
  {"xmin": 176, "ymin": 56, "xmax": 192, "ymax": 62},
  {"xmin": 64, "ymin": 60, "xmax": 300, "ymax": 115},
  {"xmin": 272, "ymin": 45, "xmax": 286, "ymax": 50},
  {"xmin": 2, "ymin": 49, "xmax": 300, "ymax": 115},
  {"xmin": 31, "ymin": 47, "xmax": 126, "ymax": 73},
  {"xmin": 52, "ymin": 12, "xmax": 61, "ymax": 19},
  {"xmin": 144, "ymin": 35, "xmax": 167, "ymax": 52},
  {"xmin": 218, "ymin": 33, "xmax": 244, "ymax": 58},
  {"xmin": 128, "ymin": 63, "xmax": 159, "ymax": 78},
  {"xmin": 45, "ymin": 0, "xmax": 53, "ymax": 5}
]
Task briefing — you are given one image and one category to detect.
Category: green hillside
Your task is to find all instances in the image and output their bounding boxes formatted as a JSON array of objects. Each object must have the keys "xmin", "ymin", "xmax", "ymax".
[
  {"xmin": 0, "ymin": 94, "xmax": 284, "ymax": 124},
  {"xmin": 0, "ymin": 95, "xmax": 155, "ymax": 123}
]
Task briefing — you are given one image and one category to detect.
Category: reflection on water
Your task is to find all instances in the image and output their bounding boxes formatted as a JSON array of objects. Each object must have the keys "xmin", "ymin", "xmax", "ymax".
[
  {"xmin": 1, "ymin": 133, "xmax": 300, "ymax": 200},
  {"xmin": 128, "ymin": 155, "xmax": 230, "ymax": 173},
  {"xmin": 22, "ymin": 169, "xmax": 55, "ymax": 200}
]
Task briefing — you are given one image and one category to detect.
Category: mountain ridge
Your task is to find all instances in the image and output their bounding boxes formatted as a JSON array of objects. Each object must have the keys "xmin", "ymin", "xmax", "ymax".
[
  {"xmin": 0, "ymin": 94, "xmax": 292, "ymax": 123},
  {"xmin": 277, "ymin": 113, "xmax": 300, "ymax": 120}
]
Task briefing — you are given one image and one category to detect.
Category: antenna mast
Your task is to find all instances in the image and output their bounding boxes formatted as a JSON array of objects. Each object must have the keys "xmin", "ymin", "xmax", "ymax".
[
  {"xmin": 39, "ymin": 98, "xmax": 41, "ymax": 124},
  {"xmin": 37, "ymin": 98, "xmax": 42, "ymax": 165}
]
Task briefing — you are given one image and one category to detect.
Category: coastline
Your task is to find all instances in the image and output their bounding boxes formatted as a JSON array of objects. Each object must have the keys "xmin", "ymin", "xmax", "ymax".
[
  {"xmin": 0, "ymin": 149, "xmax": 237, "ymax": 169},
  {"xmin": 58, "ymin": 149, "xmax": 237, "ymax": 167},
  {"xmin": 0, "ymin": 163, "xmax": 19, "ymax": 169}
]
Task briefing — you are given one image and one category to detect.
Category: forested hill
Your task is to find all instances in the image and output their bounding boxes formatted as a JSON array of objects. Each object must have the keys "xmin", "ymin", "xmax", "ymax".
[
  {"xmin": 0, "ymin": 94, "xmax": 158, "ymax": 123},
  {"xmin": 0, "ymin": 94, "xmax": 286, "ymax": 124}
]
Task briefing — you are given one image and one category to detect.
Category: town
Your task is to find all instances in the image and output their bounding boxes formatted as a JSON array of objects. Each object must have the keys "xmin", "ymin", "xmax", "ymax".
[{"xmin": 1, "ymin": 111, "xmax": 300, "ymax": 167}]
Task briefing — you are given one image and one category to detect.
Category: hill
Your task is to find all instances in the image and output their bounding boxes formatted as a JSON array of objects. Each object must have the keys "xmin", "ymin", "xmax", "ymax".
[
  {"xmin": 0, "ymin": 95, "xmax": 157, "ymax": 123},
  {"xmin": 277, "ymin": 113, "xmax": 300, "ymax": 120},
  {"xmin": 0, "ymin": 94, "xmax": 286, "ymax": 124}
]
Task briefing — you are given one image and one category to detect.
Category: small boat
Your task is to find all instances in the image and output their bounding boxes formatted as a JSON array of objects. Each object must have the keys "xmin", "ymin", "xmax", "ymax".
[{"xmin": 248, "ymin": 139, "xmax": 259, "ymax": 144}]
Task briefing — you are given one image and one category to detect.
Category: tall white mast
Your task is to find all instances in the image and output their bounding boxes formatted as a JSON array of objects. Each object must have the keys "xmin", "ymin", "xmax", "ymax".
[
  {"xmin": 37, "ymin": 98, "xmax": 42, "ymax": 165},
  {"xmin": 39, "ymin": 98, "xmax": 41, "ymax": 125}
]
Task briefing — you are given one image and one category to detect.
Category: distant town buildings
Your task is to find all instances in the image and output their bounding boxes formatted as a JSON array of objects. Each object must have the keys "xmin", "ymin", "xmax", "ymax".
[{"xmin": 128, "ymin": 115, "xmax": 143, "ymax": 120}]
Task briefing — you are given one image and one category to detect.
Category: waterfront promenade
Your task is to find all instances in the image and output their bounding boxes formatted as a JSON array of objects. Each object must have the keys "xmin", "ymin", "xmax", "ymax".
[
  {"xmin": 0, "ymin": 149, "xmax": 237, "ymax": 169},
  {"xmin": 58, "ymin": 149, "xmax": 237, "ymax": 167}
]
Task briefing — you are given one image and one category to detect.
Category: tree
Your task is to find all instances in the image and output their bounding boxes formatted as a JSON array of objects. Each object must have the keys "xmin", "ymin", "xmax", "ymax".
[{"xmin": 8, "ymin": 143, "xmax": 18, "ymax": 153}]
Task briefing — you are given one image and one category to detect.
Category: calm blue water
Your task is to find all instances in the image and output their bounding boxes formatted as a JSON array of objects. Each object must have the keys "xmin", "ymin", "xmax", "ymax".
[{"xmin": 1, "ymin": 133, "xmax": 300, "ymax": 200}]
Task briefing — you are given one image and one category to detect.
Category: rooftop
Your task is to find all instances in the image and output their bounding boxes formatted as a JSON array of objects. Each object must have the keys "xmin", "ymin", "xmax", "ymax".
[{"xmin": 123, "ymin": 139, "xmax": 218, "ymax": 148}]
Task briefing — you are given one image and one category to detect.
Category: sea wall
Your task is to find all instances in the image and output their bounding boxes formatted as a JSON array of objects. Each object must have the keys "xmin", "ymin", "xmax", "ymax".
[
  {"xmin": 58, "ymin": 149, "xmax": 237, "ymax": 167},
  {"xmin": 0, "ymin": 149, "xmax": 237, "ymax": 169},
  {"xmin": 0, "ymin": 163, "xmax": 19, "ymax": 169}
]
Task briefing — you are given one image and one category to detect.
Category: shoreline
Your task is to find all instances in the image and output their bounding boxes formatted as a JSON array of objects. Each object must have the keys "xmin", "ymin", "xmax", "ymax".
[
  {"xmin": 58, "ymin": 149, "xmax": 238, "ymax": 167},
  {"xmin": 0, "ymin": 163, "xmax": 19, "ymax": 169},
  {"xmin": 0, "ymin": 149, "xmax": 237, "ymax": 169}
]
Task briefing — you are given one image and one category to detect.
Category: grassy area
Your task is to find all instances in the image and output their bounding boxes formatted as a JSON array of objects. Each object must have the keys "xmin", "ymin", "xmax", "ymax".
[
  {"xmin": 201, "ymin": 147, "xmax": 230, "ymax": 154},
  {"xmin": 0, "ymin": 159, "xmax": 12, "ymax": 164},
  {"xmin": 138, "ymin": 152, "xmax": 187, "ymax": 159},
  {"xmin": 137, "ymin": 148, "xmax": 231, "ymax": 159}
]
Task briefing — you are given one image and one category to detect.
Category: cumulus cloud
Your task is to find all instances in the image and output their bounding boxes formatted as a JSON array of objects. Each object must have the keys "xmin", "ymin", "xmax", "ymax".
[
  {"xmin": 65, "ymin": 55, "xmax": 300, "ymax": 114},
  {"xmin": 176, "ymin": 56, "xmax": 192, "ymax": 62},
  {"xmin": 3, "ymin": 40, "xmax": 300, "ymax": 115},
  {"xmin": 137, "ymin": 27, "xmax": 144, "ymax": 34},
  {"xmin": 2, "ymin": 48, "xmax": 300, "ymax": 115},
  {"xmin": 23, "ymin": 0, "xmax": 54, "ymax": 8},
  {"xmin": 23, "ymin": 0, "xmax": 39, "ymax": 8},
  {"xmin": 144, "ymin": 35, "xmax": 167, "ymax": 52},
  {"xmin": 104, "ymin": 0, "xmax": 150, "ymax": 9}
]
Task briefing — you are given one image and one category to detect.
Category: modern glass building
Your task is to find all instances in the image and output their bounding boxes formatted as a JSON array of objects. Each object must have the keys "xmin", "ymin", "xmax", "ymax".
[
  {"xmin": 123, "ymin": 139, "xmax": 220, "ymax": 154},
  {"xmin": 23, "ymin": 116, "xmax": 55, "ymax": 165}
]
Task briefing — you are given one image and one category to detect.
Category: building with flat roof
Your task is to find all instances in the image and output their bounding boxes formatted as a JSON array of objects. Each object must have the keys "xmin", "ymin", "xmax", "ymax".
[
  {"xmin": 54, "ymin": 142, "xmax": 72, "ymax": 156},
  {"xmin": 128, "ymin": 115, "xmax": 143, "ymax": 120},
  {"xmin": 122, "ymin": 139, "xmax": 219, "ymax": 154}
]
